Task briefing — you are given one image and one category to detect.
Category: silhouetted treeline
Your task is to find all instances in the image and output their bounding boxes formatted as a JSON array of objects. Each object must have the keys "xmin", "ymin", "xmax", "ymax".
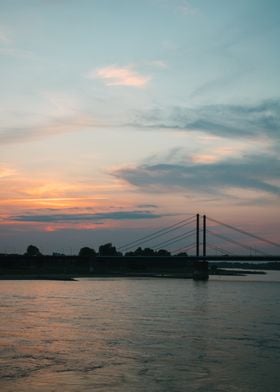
[
  {"xmin": 0, "ymin": 254, "xmax": 192, "ymax": 276},
  {"xmin": 0, "ymin": 243, "xmax": 192, "ymax": 275},
  {"xmin": 3, "ymin": 243, "xmax": 188, "ymax": 258},
  {"xmin": 78, "ymin": 244, "xmax": 187, "ymax": 257},
  {"xmin": 0, "ymin": 244, "xmax": 279, "ymax": 277}
]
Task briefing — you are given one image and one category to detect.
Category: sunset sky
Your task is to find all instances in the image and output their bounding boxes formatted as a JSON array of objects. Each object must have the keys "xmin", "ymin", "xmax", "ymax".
[{"xmin": 0, "ymin": 0, "xmax": 279, "ymax": 254}]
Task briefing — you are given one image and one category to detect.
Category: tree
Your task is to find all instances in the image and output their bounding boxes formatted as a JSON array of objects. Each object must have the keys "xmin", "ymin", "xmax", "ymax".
[
  {"xmin": 134, "ymin": 247, "xmax": 144, "ymax": 256},
  {"xmin": 125, "ymin": 247, "xmax": 144, "ymax": 256},
  {"xmin": 157, "ymin": 249, "xmax": 171, "ymax": 256},
  {"xmin": 98, "ymin": 243, "xmax": 120, "ymax": 256},
  {"xmin": 78, "ymin": 247, "xmax": 96, "ymax": 258},
  {"xmin": 142, "ymin": 247, "xmax": 155, "ymax": 256},
  {"xmin": 25, "ymin": 245, "xmax": 41, "ymax": 256}
]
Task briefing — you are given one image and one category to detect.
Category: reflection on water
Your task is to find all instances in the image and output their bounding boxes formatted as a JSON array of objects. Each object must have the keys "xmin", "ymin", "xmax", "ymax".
[{"xmin": 0, "ymin": 274, "xmax": 280, "ymax": 391}]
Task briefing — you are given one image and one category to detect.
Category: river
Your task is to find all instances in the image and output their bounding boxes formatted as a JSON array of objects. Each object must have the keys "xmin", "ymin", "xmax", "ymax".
[{"xmin": 1, "ymin": 272, "xmax": 280, "ymax": 391}]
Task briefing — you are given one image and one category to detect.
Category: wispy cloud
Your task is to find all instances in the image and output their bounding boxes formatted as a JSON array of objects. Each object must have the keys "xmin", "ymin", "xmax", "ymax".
[
  {"xmin": 137, "ymin": 204, "xmax": 158, "ymax": 209},
  {"xmin": 0, "ymin": 166, "xmax": 17, "ymax": 178},
  {"xmin": 0, "ymin": 113, "xmax": 99, "ymax": 145},
  {"xmin": 133, "ymin": 99, "xmax": 280, "ymax": 141},
  {"xmin": 88, "ymin": 65, "xmax": 150, "ymax": 88},
  {"xmin": 0, "ymin": 47, "xmax": 34, "ymax": 58},
  {"xmin": 176, "ymin": 1, "xmax": 198, "ymax": 16},
  {"xmin": 0, "ymin": 27, "xmax": 35, "ymax": 58},
  {"xmin": 0, "ymin": 29, "xmax": 11, "ymax": 44},
  {"xmin": 156, "ymin": 0, "xmax": 198, "ymax": 16},
  {"xmin": 12, "ymin": 210, "xmax": 162, "ymax": 223},
  {"xmin": 148, "ymin": 60, "xmax": 168, "ymax": 69},
  {"xmin": 113, "ymin": 152, "xmax": 280, "ymax": 197}
]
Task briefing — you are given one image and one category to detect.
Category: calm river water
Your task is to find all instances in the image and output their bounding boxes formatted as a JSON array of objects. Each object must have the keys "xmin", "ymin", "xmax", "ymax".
[{"xmin": 1, "ymin": 272, "xmax": 280, "ymax": 391}]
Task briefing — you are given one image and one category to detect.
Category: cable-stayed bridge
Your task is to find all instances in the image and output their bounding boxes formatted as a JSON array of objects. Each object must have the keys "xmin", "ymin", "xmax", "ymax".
[
  {"xmin": 118, "ymin": 214, "xmax": 280, "ymax": 262},
  {"xmin": 1, "ymin": 214, "xmax": 279, "ymax": 280}
]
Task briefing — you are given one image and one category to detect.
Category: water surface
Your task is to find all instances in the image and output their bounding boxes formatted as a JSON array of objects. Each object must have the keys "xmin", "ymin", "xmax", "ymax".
[{"xmin": 1, "ymin": 273, "xmax": 280, "ymax": 391}]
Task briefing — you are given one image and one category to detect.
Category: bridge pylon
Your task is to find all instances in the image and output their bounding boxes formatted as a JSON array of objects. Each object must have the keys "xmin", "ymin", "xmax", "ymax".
[
  {"xmin": 196, "ymin": 213, "xmax": 207, "ymax": 257},
  {"xmin": 193, "ymin": 213, "xmax": 209, "ymax": 280},
  {"xmin": 196, "ymin": 214, "xmax": 200, "ymax": 257},
  {"xmin": 203, "ymin": 214, "xmax": 206, "ymax": 257}
]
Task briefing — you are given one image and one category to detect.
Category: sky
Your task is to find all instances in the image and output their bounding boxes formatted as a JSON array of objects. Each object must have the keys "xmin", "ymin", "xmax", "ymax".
[{"xmin": 0, "ymin": 0, "xmax": 279, "ymax": 254}]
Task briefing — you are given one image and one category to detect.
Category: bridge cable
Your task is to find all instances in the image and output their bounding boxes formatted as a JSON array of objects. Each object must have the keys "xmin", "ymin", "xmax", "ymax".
[
  {"xmin": 207, "ymin": 229, "xmax": 269, "ymax": 256},
  {"xmin": 171, "ymin": 241, "xmax": 197, "ymax": 255},
  {"xmin": 207, "ymin": 216, "xmax": 280, "ymax": 248},
  {"xmin": 118, "ymin": 216, "xmax": 195, "ymax": 251},
  {"xmin": 120, "ymin": 218, "xmax": 196, "ymax": 252},
  {"xmin": 150, "ymin": 229, "xmax": 196, "ymax": 250},
  {"xmin": 206, "ymin": 243, "xmax": 235, "ymax": 256}
]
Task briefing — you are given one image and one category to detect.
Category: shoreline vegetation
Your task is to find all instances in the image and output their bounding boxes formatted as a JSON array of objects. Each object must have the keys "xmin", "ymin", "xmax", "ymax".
[{"xmin": 1, "ymin": 244, "xmax": 278, "ymax": 280}]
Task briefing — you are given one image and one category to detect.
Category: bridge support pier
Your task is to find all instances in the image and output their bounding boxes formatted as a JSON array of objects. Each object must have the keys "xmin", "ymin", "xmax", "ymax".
[{"xmin": 192, "ymin": 260, "xmax": 209, "ymax": 280}]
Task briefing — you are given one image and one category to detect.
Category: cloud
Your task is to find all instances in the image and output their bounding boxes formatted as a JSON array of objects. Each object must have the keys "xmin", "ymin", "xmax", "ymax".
[
  {"xmin": 133, "ymin": 99, "xmax": 280, "ymax": 140},
  {"xmin": 0, "ymin": 166, "xmax": 17, "ymax": 178},
  {"xmin": 176, "ymin": 1, "xmax": 198, "ymax": 15},
  {"xmin": 0, "ymin": 90, "xmax": 110, "ymax": 145},
  {"xmin": 0, "ymin": 26, "xmax": 34, "ymax": 59},
  {"xmin": 0, "ymin": 30, "xmax": 10, "ymax": 44},
  {"xmin": 148, "ymin": 60, "xmax": 168, "ymax": 69},
  {"xmin": 88, "ymin": 65, "xmax": 150, "ymax": 88},
  {"xmin": 0, "ymin": 47, "xmax": 34, "ymax": 58},
  {"xmin": 12, "ymin": 210, "xmax": 163, "ymax": 223},
  {"xmin": 0, "ymin": 114, "xmax": 98, "ymax": 145},
  {"xmin": 137, "ymin": 204, "xmax": 158, "ymax": 208},
  {"xmin": 156, "ymin": 0, "xmax": 198, "ymax": 16},
  {"xmin": 0, "ymin": 27, "xmax": 35, "ymax": 58},
  {"xmin": 113, "ymin": 153, "xmax": 280, "ymax": 197}
]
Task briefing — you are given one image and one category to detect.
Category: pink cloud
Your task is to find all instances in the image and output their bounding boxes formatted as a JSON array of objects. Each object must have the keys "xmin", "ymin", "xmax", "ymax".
[{"xmin": 88, "ymin": 65, "xmax": 150, "ymax": 88}]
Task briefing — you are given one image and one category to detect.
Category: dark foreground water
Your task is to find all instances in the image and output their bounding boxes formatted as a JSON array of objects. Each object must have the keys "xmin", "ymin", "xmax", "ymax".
[{"xmin": 1, "ymin": 273, "xmax": 280, "ymax": 392}]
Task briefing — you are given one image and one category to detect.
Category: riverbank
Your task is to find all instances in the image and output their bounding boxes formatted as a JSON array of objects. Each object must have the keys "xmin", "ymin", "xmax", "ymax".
[
  {"xmin": 211, "ymin": 268, "xmax": 266, "ymax": 276},
  {"xmin": 0, "ymin": 269, "xmax": 266, "ymax": 280},
  {"xmin": 0, "ymin": 274, "xmax": 77, "ymax": 281}
]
